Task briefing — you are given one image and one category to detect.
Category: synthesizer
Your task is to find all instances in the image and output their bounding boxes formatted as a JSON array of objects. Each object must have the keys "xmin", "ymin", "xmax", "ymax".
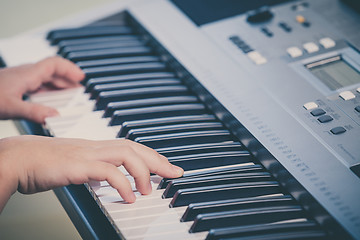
[{"xmin": 0, "ymin": 0, "xmax": 359, "ymax": 239}]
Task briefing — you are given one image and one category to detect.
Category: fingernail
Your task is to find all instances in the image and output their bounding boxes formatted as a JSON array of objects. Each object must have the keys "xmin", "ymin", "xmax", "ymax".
[
  {"xmin": 172, "ymin": 165, "xmax": 184, "ymax": 176},
  {"xmin": 47, "ymin": 109, "xmax": 59, "ymax": 117},
  {"xmin": 127, "ymin": 193, "xmax": 136, "ymax": 203}
]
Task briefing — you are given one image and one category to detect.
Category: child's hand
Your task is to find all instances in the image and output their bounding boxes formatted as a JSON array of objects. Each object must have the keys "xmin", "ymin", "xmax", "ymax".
[{"xmin": 0, "ymin": 57, "xmax": 84, "ymax": 123}]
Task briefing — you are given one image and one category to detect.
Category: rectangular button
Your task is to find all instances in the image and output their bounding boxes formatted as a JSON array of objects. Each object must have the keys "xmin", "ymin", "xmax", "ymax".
[
  {"xmin": 339, "ymin": 91, "xmax": 356, "ymax": 100},
  {"xmin": 319, "ymin": 37, "xmax": 336, "ymax": 49},
  {"xmin": 286, "ymin": 47, "xmax": 302, "ymax": 58},
  {"xmin": 303, "ymin": 42, "xmax": 319, "ymax": 53},
  {"xmin": 303, "ymin": 102, "xmax": 318, "ymax": 110}
]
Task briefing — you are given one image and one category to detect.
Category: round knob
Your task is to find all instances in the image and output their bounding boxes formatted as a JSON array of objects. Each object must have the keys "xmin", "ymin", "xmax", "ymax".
[{"xmin": 247, "ymin": 6, "xmax": 273, "ymax": 23}]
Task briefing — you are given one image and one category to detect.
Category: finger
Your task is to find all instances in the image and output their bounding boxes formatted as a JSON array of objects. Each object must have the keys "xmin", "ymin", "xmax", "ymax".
[
  {"xmin": 9, "ymin": 99, "xmax": 59, "ymax": 123},
  {"xmin": 91, "ymin": 144, "xmax": 153, "ymax": 195},
  {"xmin": 36, "ymin": 56, "xmax": 85, "ymax": 84},
  {"xmin": 93, "ymin": 139, "xmax": 184, "ymax": 178},
  {"xmin": 122, "ymin": 140, "xmax": 184, "ymax": 178},
  {"xmin": 43, "ymin": 76, "xmax": 82, "ymax": 89},
  {"xmin": 83, "ymin": 161, "xmax": 136, "ymax": 203}
]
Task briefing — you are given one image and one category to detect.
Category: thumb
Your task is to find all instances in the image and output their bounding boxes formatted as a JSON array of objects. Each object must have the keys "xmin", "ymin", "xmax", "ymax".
[{"xmin": 12, "ymin": 100, "xmax": 59, "ymax": 124}]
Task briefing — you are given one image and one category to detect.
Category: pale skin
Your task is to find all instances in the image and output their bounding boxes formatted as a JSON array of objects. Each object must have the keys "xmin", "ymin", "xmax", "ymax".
[{"xmin": 0, "ymin": 57, "xmax": 184, "ymax": 213}]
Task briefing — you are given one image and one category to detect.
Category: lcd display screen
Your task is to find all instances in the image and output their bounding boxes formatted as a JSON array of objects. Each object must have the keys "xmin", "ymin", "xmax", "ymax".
[{"xmin": 306, "ymin": 56, "xmax": 360, "ymax": 91}]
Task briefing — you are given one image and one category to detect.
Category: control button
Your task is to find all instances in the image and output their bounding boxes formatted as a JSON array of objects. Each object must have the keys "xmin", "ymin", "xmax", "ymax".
[
  {"xmin": 247, "ymin": 7, "xmax": 273, "ymax": 23},
  {"xmin": 318, "ymin": 115, "xmax": 333, "ymax": 123},
  {"xmin": 303, "ymin": 42, "xmax": 319, "ymax": 53},
  {"xmin": 339, "ymin": 91, "xmax": 356, "ymax": 100},
  {"xmin": 330, "ymin": 126, "xmax": 346, "ymax": 135},
  {"xmin": 319, "ymin": 37, "xmax": 336, "ymax": 49},
  {"xmin": 279, "ymin": 22, "xmax": 292, "ymax": 32},
  {"xmin": 247, "ymin": 51, "xmax": 267, "ymax": 65},
  {"xmin": 291, "ymin": 2, "xmax": 309, "ymax": 11},
  {"xmin": 229, "ymin": 36, "xmax": 254, "ymax": 54},
  {"xmin": 296, "ymin": 15, "xmax": 306, "ymax": 24},
  {"xmin": 287, "ymin": 47, "xmax": 303, "ymax": 58},
  {"xmin": 295, "ymin": 15, "xmax": 311, "ymax": 27},
  {"xmin": 310, "ymin": 108, "xmax": 326, "ymax": 116},
  {"xmin": 355, "ymin": 106, "xmax": 360, "ymax": 113},
  {"xmin": 261, "ymin": 27, "xmax": 273, "ymax": 37},
  {"xmin": 303, "ymin": 102, "xmax": 318, "ymax": 110}
]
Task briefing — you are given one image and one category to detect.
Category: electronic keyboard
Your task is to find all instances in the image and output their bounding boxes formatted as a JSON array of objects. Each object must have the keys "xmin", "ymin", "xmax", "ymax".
[{"xmin": 0, "ymin": 0, "xmax": 359, "ymax": 239}]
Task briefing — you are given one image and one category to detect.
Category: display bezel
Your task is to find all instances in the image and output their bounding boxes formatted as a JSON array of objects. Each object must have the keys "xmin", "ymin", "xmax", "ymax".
[
  {"xmin": 291, "ymin": 47, "xmax": 360, "ymax": 97},
  {"xmin": 305, "ymin": 55, "xmax": 360, "ymax": 91}
]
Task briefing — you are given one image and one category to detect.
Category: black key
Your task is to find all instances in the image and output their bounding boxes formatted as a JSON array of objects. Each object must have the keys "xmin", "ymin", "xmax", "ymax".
[
  {"xmin": 135, "ymin": 130, "xmax": 234, "ymax": 149},
  {"xmin": 60, "ymin": 39, "xmax": 144, "ymax": 56},
  {"xmin": 91, "ymin": 78, "xmax": 181, "ymax": 99},
  {"xmin": 86, "ymin": 72, "xmax": 175, "ymax": 92},
  {"xmin": 169, "ymin": 181, "xmax": 281, "ymax": 207},
  {"xmin": 77, "ymin": 56, "xmax": 160, "ymax": 68},
  {"xmin": 83, "ymin": 62, "xmax": 167, "ymax": 79},
  {"xmin": 182, "ymin": 195, "xmax": 294, "ymax": 221},
  {"xmin": 228, "ymin": 230, "xmax": 327, "ymax": 240},
  {"xmin": 58, "ymin": 35, "xmax": 140, "ymax": 48},
  {"xmin": 159, "ymin": 164, "xmax": 264, "ymax": 189},
  {"xmin": 104, "ymin": 96, "xmax": 198, "ymax": 117},
  {"xmin": 67, "ymin": 46, "xmax": 152, "ymax": 62},
  {"xmin": 167, "ymin": 151, "xmax": 253, "ymax": 171},
  {"xmin": 205, "ymin": 221, "xmax": 322, "ymax": 240},
  {"xmin": 109, "ymin": 103, "xmax": 207, "ymax": 126},
  {"xmin": 190, "ymin": 205, "xmax": 305, "ymax": 232},
  {"xmin": 96, "ymin": 85, "xmax": 189, "ymax": 110},
  {"xmin": 127, "ymin": 122, "xmax": 224, "ymax": 140},
  {"xmin": 48, "ymin": 25, "xmax": 133, "ymax": 44},
  {"xmin": 163, "ymin": 172, "xmax": 271, "ymax": 198},
  {"xmin": 157, "ymin": 141, "xmax": 244, "ymax": 158},
  {"xmin": 118, "ymin": 114, "xmax": 217, "ymax": 138}
]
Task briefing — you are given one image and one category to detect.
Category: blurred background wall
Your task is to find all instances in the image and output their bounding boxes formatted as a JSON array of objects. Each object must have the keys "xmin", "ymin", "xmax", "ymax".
[{"xmin": 0, "ymin": 1, "xmax": 116, "ymax": 239}]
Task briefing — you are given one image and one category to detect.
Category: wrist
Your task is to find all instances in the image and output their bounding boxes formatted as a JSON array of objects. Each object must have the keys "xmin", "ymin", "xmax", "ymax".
[{"xmin": 0, "ymin": 137, "xmax": 20, "ymax": 212}]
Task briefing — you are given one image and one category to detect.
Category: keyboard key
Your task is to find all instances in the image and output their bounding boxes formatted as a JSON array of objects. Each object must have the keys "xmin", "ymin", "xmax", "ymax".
[
  {"xmin": 48, "ymin": 25, "xmax": 133, "ymax": 44},
  {"xmin": 60, "ymin": 39, "xmax": 144, "ymax": 56},
  {"xmin": 57, "ymin": 35, "xmax": 140, "ymax": 48},
  {"xmin": 163, "ymin": 172, "xmax": 271, "ymax": 198},
  {"xmin": 67, "ymin": 46, "xmax": 153, "ymax": 62},
  {"xmin": 127, "ymin": 122, "xmax": 224, "ymax": 140},
  {"xmin": 118, "ymin": 114, "xmax": 217, "ymax": 137},
  {"xmin": 91, "ymin": 78, "xmax": 181, "ymax": 99},
  {"xmin": 190, "ymin": 205, "xmax": 305, "ymax": 232},
  {"xmin": 83, "ymin": 62, "xmax": 168, "ymax": 78},
  {"xmin": 182, "ymin": 195, "xmax": 294, "ymax": 221},
  {"xmin": 170, "ymin": 181, "xmax": 281, "ymax": 207},
  {"xmin": 96, "ymin": 85, "xmax": 189, "ymax": 110},
  {"xmin": 104, "ymin": 95, "xmax": 198, "ymax": 117},
  {"xmin": 86, "ymin": 72, "xmax": 175, "ymax": 92},
  {"xmin": 109, "ymin": 103, "xmax": 207, "ymax": 125},
  {"xmin": 157, "ymin": 141, "xmax": 244, "ymax": 158},
  {"xmin": 167, "ymin": 151, "xmax": 253, "ymax": 171},
  {"xmin": 77, "ymin": 56, "xmax": 161, "ymax": 68},
  {"xmin": 159, "ymin": 164, "xmax": 263, "ymax": 189},
  {"xmin": 135, "ymin": 130, "xmax": 234, "ymax": 149},
  {"xmin": 205, "ymin": 220, "xmax": 321, "ymax": 240}
]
